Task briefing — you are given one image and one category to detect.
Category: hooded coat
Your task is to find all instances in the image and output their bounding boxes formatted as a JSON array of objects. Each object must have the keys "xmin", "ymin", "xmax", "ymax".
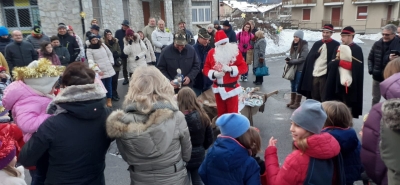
[
  {"xmin": 102, "ymin": 37, "xmax": 121, "ymax": 71},
  {"xmin": 57, "ymin": 33, "xmax": 80, "ymax": 63},
  {"xmin": 123, "ymin": 34, "xmax": 147, "ymax": 73},
  {"xmin": 19, "ymin": 84, "xmax": 112, "ymax": 185},
  {"xmin": 106, "ymin": 101, "xmax": 192, "ymax": 185},
  {"xmin": 86, "ymin": 42, "xmax": 115, "ymax": 79}
]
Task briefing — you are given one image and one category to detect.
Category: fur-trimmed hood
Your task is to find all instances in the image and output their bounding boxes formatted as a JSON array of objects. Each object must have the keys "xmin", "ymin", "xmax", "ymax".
[{"xmin": 382, "ymin": 99, "xmax": 400, "ymax": 131}]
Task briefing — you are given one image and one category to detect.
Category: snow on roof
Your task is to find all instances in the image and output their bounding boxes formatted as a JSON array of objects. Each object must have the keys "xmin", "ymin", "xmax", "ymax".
[{"xmin": 222, "ymin": 1, "xmax": 282, "ymax": 13}]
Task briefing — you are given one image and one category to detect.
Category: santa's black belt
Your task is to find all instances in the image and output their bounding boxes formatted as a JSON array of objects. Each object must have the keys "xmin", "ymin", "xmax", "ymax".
[{"xmin": 214, "ymin": 82, "xmax": 236, "ymax": 88}]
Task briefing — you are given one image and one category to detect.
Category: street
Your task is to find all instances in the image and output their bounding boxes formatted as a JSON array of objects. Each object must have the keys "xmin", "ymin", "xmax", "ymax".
[{"xmin": 25, "ymin": 39, "xmax": 375, "ymax": 185}]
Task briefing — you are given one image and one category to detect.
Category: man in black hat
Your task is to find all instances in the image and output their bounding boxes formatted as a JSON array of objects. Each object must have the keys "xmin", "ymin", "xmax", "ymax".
[
  {"xmin": 298, "ymin": 24, "xmax": 340, "ymax": 102},
  {"xmin": 325, "ymin": 26, "xmax": 364, "ymax": 118},
  {"xmin": 115, "ymin": 20, "xmax": 130, "ymax": 85},
  {"xmin": 56, "ymin": 23, "xmax": 80, "ymax": 64},
  {"xmin": 193, "ymin": 28, "xmax": 212, "ymax": 96},
  {"xmin": 222, "ymin": 20, "xmax": 237, "ymax": 43},
  {"xmin": 87, "ymin": 25, "xmax": 101, "ymax": 40},
  {"xmin": 178, "ymin": 20, "xmax": 195, "ymax": 45}
]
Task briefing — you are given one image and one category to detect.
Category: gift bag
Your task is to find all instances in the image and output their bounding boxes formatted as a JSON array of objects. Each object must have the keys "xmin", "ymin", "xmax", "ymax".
[{"xmin": 282, "ymin": 64, "xmax": 297, "ymax": 80}]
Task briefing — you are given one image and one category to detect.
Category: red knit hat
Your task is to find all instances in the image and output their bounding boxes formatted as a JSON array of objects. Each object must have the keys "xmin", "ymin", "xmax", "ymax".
[
  {"xmin": 214, "ymin": 30, "xmax": 229, "ymax": 46},
  {"xmin": 0, "ymin": 135, "xmax": 16, "ymax": 170},
  {"xmin": 67, "ymin": 25, "xmax": 73, "ymax": 31},
  {"xmin": 0, "ymin": 66, "xmax": 7, "ymax": 73},
  {"xmin": 126, "ymin": 28, "xmax": 134, "ymax": 37}
]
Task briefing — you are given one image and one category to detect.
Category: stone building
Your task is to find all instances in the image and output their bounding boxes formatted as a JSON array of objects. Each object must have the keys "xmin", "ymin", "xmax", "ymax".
[{"xmin": 0, "ymin": 0, "xmax": 219, "ymax": 38}]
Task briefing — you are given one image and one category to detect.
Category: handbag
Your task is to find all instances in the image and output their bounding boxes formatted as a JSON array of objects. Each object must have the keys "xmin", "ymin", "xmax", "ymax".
[
  {"xmin": 255, "ymin": 64, "xmax": 269, "ymax": 77},
  {"xmin": 282, "ymin": 64, "xmax": 297, "ymax": 80},
  {"xmin": 114, "ymin": 58, "xmax": 122, "ymax": 67}
]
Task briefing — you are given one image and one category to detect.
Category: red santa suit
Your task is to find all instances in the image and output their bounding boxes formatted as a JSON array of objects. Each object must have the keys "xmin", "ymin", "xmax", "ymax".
[{"xmin": 203, "ymin": 30, "xmax": 248, "ymax": 117}]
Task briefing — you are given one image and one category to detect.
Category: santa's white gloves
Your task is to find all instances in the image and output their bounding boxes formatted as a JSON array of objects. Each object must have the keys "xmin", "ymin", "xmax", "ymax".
[
  {"xmin": 214, "ymin": 71, "xmax": 225, "ymax": 78},
  {"xmin": 222, "ymin": 65, "xmax": 232, "ymax": 72}
]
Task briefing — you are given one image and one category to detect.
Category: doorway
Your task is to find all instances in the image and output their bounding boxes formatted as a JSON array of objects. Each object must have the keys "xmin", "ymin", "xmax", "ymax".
[
  {"xmin": 331, "ymin": 7, "xmax": 341, "ymax": 27},
  {"xmin": 142, "ymin": 1, "xmax": 150, "ymax": 26}
]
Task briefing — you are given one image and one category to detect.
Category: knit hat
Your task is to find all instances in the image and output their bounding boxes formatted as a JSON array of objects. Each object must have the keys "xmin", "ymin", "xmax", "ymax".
[
  {"xmin": 321, "ymin": 24, "xmax": 334, "ymax": 32},
  {"xmin": 290, "ymin": 99, "xmax": 327, "ymax": 134},
  {"xmin": 0, "ymin": 66, "xmax": 6, "ymax": 73},
  {"xmin": 67, "ymin": 25, "xmax": 74, "ymax": 31},
  {"xmin": 104, "ymin": 29, "xmax": 112, "ymax": 37},
  {"xmin": 0, "ymin": 136, "xmax": 16, "ymax": 170},
  {"xmin": 58, "ymin": 23, "xmax": 67, "ymax": 30},
  {"xmin": 174, "ymin": 30, "xmax": 187, "ymax": 45},
  {"xmin": 125, "ymin": 28, "xmax": 134, "ymax": 37},
  {"xmin": 198, "ymin": 28, "xmax": 210, "ymax": 39},
  {"xmin": 33, "ymin": 26, "xmax": 42, "ymax": 34},
  {"xmin": 214, "ymin": 30, "xmax": 229, "ymax": 46},
  {"xmin": 294, "ymin": 30, "xmax": 304, "ymax": 40},
  {"xmin": 216, "ymin": 113, "xmax": 250, "ymax": 138},
  {"xmin": 121, "ymin": 20, "xmax": 130, "ymax": 26},
  {"xmin": 341, "ymin": 26, "xmax": 355, "ymax": 36},
  {"xmin": 88, "ymin": 34, "xmax": 98, "ymax": 41},
  {"xmin": 13, "ymin": 58, "xmax": 65, "ymax": 95},
  {"xmin": 214, "ymin": 20, "xmax": 220, "ymax": 25},
  {"xmin": 222, "ymin": 20, "xmax": 230, "ymax": 27},
  {"xmin": 90, "ymin": 25, "xmax": 100, "ymax": 31},
  {"xmin": 0, "ymin": 26, "xmax": 8, "ymax": 37}
]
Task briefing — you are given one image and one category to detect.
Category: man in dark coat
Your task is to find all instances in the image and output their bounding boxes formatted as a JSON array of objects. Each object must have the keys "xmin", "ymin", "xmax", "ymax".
[
  {"xmin": 157, "ymin": 30, "xmax": 200, "ymax": 93},
  {"xmin": 178, "ymin": 20, "xmax": 195, "ymax": 45},
  {"xmin": 368, "ymin": 24, "xmax": 400, "ymax": 106},
  {"xmin": 193, "ymin": 28, "xmax": 213, "ymax": 96},
  {"xmin": 298, "ymin": 24, "xmax": 340, "ymax": 101},
  {"xmin": 115, "ymin": 20, "xmax": 130, "ymax": 85},
  {"xmin": 5, "ymin": 30, "xmax": 38, "ymax": 72},
  {"xmin": 325, "ymin": 26, "xmax": 364, "ymax": 118},
  {"xmin": 222, "ymin": 20, "xmax": 237, "ymax": 43},
  {"xmin": 57, "ymin": 23, "xmax": 80, "ymax": 64}
]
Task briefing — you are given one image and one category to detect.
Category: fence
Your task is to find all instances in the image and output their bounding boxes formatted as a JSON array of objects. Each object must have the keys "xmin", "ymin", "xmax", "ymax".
[{"xmin": 1, "ymin": 0, "xmax": 40, "ymax": 36}]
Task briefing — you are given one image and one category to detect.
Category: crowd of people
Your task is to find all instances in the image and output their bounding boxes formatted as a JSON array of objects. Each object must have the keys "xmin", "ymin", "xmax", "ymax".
[{"xmin": 0, "ymin": 15, "xmax": 399, "ymax": 185}]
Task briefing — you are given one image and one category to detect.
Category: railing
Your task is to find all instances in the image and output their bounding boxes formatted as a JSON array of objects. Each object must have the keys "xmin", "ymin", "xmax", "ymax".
[
  {"xmin": 353, "ymin": 0, "xmax": 399, "ymax": 3},
  {"xmin": 282, "ymin": 0, "xmax": 317, "ymax": 5},
  {"xmin": 322, "ymin": 19, "xmax": 343, "ymax": 27},
  {"xmin": 323, "ymin": 0, "xmax": 344, "ymax": 3}
]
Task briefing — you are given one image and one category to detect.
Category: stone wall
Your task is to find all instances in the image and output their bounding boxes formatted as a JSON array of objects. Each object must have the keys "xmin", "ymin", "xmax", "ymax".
[
  {"xmin": 128, "ymin": 0, "xmax": 144, "ymax": 32},
  {"xmin": 0, "ymin": 7, "xmax": 4, "ymax": 26},
  {"xmin": 100, "ymin": 0, "xmax": 124, "ymax": 34},
  {"xmin": 172, "ymin": 0, "xmax": 191, "ymax": 34}
]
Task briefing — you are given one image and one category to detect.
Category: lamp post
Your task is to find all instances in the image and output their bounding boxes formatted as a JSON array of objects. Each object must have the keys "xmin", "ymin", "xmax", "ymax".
[{"xmin": 79, "ymin": 0, "xmax": 86, "ymax": 38}]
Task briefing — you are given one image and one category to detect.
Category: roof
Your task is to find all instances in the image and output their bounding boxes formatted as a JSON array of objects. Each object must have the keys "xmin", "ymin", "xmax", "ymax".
[{"xmin": 222, "ymin": 1, "xmax": 282, "ymax": 13}]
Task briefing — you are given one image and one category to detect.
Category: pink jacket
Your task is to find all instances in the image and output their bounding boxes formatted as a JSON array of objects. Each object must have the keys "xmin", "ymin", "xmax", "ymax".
[
  {"xmin": 2, "ymin": 81, "xmax": 53, "ymax": 142},
  {"xmin": 236, "ymin": 31, "xmax": 254, "ymax": 53}
]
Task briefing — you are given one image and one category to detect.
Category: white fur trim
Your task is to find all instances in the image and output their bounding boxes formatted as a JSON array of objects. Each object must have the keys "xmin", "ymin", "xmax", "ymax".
[
  {"xmin": 212, "ymin": 86, "xmax": 242, "ymax": 100},
  {"xmin": 230, "ymin": 66, "xmax": 239, "ymax": 77},
  {"xmin": 215, "ymin": 38, "xmax": 229, "ymax": 46},
  {"xmin": 208, "ymin": 69, "xmax": 216, "ymax": 80},
  {"xmin": 339, "ymin": 67, "xmax": 352, "ymax": 87}
]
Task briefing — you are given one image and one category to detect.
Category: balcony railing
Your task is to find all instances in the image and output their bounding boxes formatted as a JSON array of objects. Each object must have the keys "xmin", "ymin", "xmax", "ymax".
[
  {"xmin": 353, "ymin": 0, "xmax": 400, "ymax": 4},
  {"xmin": 322, "ymin": 19, "xmax": 343, "ymax": 28},
  {"xmin": 323, "ymin": 0, "xmax": 344, "ymax": 3},
  {"xmin": 282, "ymin": 0, "xmax": 317, "ymax": 5}
]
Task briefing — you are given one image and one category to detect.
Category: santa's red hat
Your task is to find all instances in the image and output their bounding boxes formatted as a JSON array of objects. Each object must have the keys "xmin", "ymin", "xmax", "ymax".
[{"xmin": 214, "ymin": 30, "xmax": 229, "ymax": 46}]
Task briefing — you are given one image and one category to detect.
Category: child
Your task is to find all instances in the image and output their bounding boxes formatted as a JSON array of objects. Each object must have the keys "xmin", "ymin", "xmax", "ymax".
[
  {"xmin": 198, "ymin": 113, "xmax": 261, "ymax": 185},
  {"xmin": 265, "ymin": 99, "xmax": 343, "ymax": 185},
  {"xmin": 177, "ymin": 87, "xmax": 214, "ymax": 185},
  {"xmin": 50, "ymin": 35, "xmax": 70, "ymax": 66},
  {"xmin": 0, "ymin": 135, "xmax": 27, "ymax": 185},
  {"xmin": 0, "ymin": 66, "xmax": 10, "ymax": 102},
  {"xmin": 321, "ymin": 101, "xmax": 363, "ymax": 185}
]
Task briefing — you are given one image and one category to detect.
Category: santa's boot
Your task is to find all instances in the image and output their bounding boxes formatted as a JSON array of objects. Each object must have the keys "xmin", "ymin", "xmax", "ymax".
[
  {"xmin": 286, "ymin": 93, "xmax": 296, "ymax": 107},
  {"xmin": 106, "ymin": 98, "xmax": 112, "ymax": 107},
  {"xmin": 289, "ymin": 94, "xmax": 302, "ymax": 109}
]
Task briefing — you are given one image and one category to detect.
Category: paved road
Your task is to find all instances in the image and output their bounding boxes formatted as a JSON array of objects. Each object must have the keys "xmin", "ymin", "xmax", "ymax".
[{"xmin": 25, "ymin": 39, "xmax": 376, "ymax": 184}]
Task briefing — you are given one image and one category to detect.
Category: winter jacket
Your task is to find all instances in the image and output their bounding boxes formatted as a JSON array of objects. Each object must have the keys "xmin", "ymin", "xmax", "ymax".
[
  {"xmin": 157, "ymin": 44, "xmax": 200, "ymax": 88},
  {"xmin": 381, "ymin": 98, "xmax": 400, "ymax": 185},
  {"xmin": 224, "ymin": 26, "xmax": 237, "ymax": 43},
  {"xmin": 152, "ymin": 27, "xmax": 174, "ymax": 53},
  {"xmin": 142, "ymin": 37, "xmax": 156, "ymax": 63},
  {"xmin": 253, "ymin": 38, "xmax": 267, "ymax": 69},
  {"xmin": 53, "ymin": 45, "xmax": 70, "ymax": 66},
  {"xmin": 26, "ymin": 34, "xmax": 50, "ymax": 49},
  {"xmin": 193, "ymin": 42, "xmax": 213, "ymax": 91},
  {"xmin": 0, "ymin": 166, "xmax": 27, "ymax": 185},
  {"xmin": 86, "ymin": 43, "xmax": 115, "ymax": 79},
  {"xmin": 102, "ymin": 37, "xmax": 121, "ymax": 71},
  {"xmin": 208, "ymin": 30, "xmax": 215, "ymax": 48},
  {"xmin": 322, "ymin": 127, "xmax": 363, "ymax": 184},
  {"xmin": 368, "ymin": 37, "xmax": 400, "ymax": 82},
  {"xmin": 287, "ymin": 40, "xmax": 309, "ymax": 72},
  {"xmin": 142, "ymin": 24, "xmax": 157, "ymax": 45},
  {"xmin": 2, "ymin": 80, "xmax": 52, "ymax": 142},
  {"xmin": 106, "ymin": 101, "xmax": 192, "ymax": 185},
  {"xmin": 5, "ymin": 41, "xmax": 38, "ymax": 72},
  {"xmin": 123, "ymin": 35, "xmax": 147, "ymax": 73},
  {"xmin": 184, "ymin": 110, "xmax": 213, "ymax": 170},
  {"xmin": 39, "ymin": 51, "xmax": 61, "ymax": 65},
  {"xmin": 57, "ymin": 33, "xmax": 80, "ymax": 63},
  {"xmin": 183, "ymin": 29, "xmax": 195, "ymax": 45},
  {"xmin": 0, "ymin": 52, "xmax": 10, "ymax": 74},
  {"xmin": 115, "ymin": 28, "xmax": 128, "ymax": 59},
  {"xmin": 19, "ymin": 83, "xmax": 112, "ymax": 185},
  {"xmin": 236, "ymin": 31, "xmax": 254, "ymax": 53},
  {"xmin": 73, "ymin": 34, "xmax": 85, "ymax": 61},
  {"xmin": 0, "ymin": 36, "xmax": 12, "ymax": 55},
  {"xmin": 198, "ymin": 135, "xmax": 260, "ymax": 185},
  {"xmin": 265, "ymin": 133, "xmax": 341, "ymax": 185}
]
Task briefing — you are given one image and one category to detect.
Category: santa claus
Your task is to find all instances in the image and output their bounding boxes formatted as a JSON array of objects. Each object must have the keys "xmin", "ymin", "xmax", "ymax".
[{"xmin": 203, "ymin": 30, "xmax": 248, "ymax": 117}]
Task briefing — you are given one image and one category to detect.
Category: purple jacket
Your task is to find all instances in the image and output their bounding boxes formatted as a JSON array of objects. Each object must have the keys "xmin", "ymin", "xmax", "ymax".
[
  {"xmin": 236, "ymin": 31, "xmax": 254, "ymax": 53},
  {"xmin": 361, "ymin": 72, "xmax": 400, "ymax": 185},
  {"xmin": 39, "ymin": 51, "xmax": 61, "ymax": 65}
]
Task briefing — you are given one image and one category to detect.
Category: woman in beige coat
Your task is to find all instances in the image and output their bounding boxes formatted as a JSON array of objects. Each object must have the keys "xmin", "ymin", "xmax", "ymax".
[
  {"xmin": 123, "ymin": 29, "xmax": 147, "ymax": 77},
  {"xmin": 106, "ymin": 65, "xmax": 192, "ymax": 185}
]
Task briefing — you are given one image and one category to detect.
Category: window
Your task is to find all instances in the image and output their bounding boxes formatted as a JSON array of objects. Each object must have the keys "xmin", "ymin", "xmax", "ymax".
[
  {"xmin": 92, "ymin": 0, "xmax": 102, "ymax": 27},
  {"xmin": 357, "ymin": 6, "xmax": 368, "ymax": 20},
  {"xmin": 2, "ymin": 0, "xmax": 40, "ymax": 31},
  {"xmin": 192, "ymin": 1, "xmax": 211, "ymax": 24},
  {"xmin": 122, "ymin": 0, "xmax": 130, "ymax": 20},
  {"xmin": 302, "ymin": 9, "xmax": 311, "ymax": 21}
]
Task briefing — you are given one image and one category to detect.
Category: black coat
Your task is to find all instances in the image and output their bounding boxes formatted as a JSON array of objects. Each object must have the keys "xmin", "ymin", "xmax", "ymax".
[
  {"xmin": 368, "ymin": 37, "xmax": 400, "ymax": 82},
  {"xmin": 224, "ymin": 26, "xmax": 237, "ymax": 43},
  {"xmin": 298, "ymin": 39, "xmax": 340, "ymax": 99},
  {"xmin": 115, "ymin": 29, "xmax": 128, "ymax": 59},
  {"xmin": 325, "ymin": 43, "xmax": 364, "ymax": 118},
  {"xmin": 193, "ymin": 42, "xmax": 213, "ymax": 91},
  {"xmin": 5, "ymin": 41, "xmax": 38, "ymax": 72},
  {"xmin": 0, "ymin": 36, "xmax": 12, "ymax": 55},
  {"xmin": 57, "ymin": 33, "xmax": 80, "ymax": 63},
  {"xmin": 19, "ymin": 84, "xmax": 112, "ymax": 185},
  {"xmin": 184, "ymin": 110, "xmax": 213, "ymax": 170}
]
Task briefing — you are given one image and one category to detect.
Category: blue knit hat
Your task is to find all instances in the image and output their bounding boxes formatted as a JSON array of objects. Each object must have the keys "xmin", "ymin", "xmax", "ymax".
[
  {"xmin": 0, "ymin": 27, "xmax": 9, "ymax": 37},
  {"xmin": 216, "ymin": 113, "xmax": 250, "ymax": 138},
  {"xmin": 290, "ymin": 99, "xmax": 327, "ymax": 134}
]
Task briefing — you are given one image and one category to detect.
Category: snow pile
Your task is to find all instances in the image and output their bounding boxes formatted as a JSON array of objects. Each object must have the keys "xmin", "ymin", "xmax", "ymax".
[
  {"xmin": 357, "ymin": 33, "xmax": 381, "ymax": 41},
  {"xmin": 222, "ymin": 1, "xmax": 281, "ymax": 13}
]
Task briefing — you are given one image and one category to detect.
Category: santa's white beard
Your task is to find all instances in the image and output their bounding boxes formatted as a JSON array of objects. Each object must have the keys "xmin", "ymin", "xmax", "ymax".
[{"xmin": 214, "ymin": 43, "xmax": 239, "ymax": 65}]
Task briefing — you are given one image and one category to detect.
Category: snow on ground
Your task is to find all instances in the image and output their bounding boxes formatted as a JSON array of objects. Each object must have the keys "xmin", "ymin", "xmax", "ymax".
[{"xmin": 357, "ymin": 33, "xmax": 381, "ymax": 41}]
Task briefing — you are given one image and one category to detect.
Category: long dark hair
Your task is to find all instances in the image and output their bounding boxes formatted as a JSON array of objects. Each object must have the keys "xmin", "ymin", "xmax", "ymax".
[
  {"xmin": 40, "ymin": 41, "xmax": 54, "ymax": 57},
  {"xmin": 241, "ymin": 22, "xmax": 252, "ymax": 33},
  {"xmin": 290, "ymin": 39, "xmax": 304, "ymax": 55},
  {"xmin": 177, "ymin": 87, "xmax": 211, "ymax": 127}
]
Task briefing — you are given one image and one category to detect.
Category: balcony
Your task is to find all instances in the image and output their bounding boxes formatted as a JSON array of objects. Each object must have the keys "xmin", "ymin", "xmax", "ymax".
[
  {"xmin": 322, "ymin": 19, "xmax": 343, "ymax": 28},
  {"xmin": 352, "ymin": 0, "xmax": 400, "ymax": 4},
  {"xmin": 324, "ymin": 0, "xmax": 344, "ymax": 6},
  {"xmin": 282, "ymin": 0, "xmax": 317, "ymax": 8}
]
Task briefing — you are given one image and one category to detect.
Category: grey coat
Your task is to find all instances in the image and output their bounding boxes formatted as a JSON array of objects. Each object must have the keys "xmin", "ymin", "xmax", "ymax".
[
  {"xmin": 26, "ymin": 34, "xmax": 50, "ymax": 49},
  {"xmin": 253, "ymin": 38, "xmax": 266, "ymax": 68},
  {"xmin": 53, "ymin": 46, "xmax": 70, "ymax": 66},
  {"xmin": 287, "ymin": 40, "xmax": 309, "ymax": 72},
  {"xmin": 106, "ymin": 102, "xmax": 192, "ymax": 185}
]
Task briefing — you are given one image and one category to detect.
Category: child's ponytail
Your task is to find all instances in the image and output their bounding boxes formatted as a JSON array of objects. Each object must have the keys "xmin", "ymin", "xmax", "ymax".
[{"xmin": 3, "ymin": 165, "xmax": 21, "ymax": 177}]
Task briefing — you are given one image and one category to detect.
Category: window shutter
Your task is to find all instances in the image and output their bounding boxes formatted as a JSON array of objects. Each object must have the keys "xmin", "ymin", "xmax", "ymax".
[
  {"xmin": 303, "ymin": 9, "xmax": 310, "ymax": 21},
  {"xmin": 357, "ymin": 6, "xmax": 368, "ymax": 20}
]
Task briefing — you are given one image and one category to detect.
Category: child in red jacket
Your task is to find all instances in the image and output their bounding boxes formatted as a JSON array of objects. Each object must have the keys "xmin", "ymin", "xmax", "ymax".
[{"xmin": 264, "ymin": 99, "xmax": 342, "ymax": 185}]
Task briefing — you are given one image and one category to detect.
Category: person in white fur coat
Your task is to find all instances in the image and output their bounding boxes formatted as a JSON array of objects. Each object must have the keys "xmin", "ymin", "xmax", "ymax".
[
  {"xmin": 123, "ymin": 29, "xmax": 147, "ymax": 77},
  {"xmin": 0, "ymin": 136, "xmax": 27, "ymax": 185},
  {"xmin": 137, "ymin": 31, "xmax": 156, "ymax": 65}
]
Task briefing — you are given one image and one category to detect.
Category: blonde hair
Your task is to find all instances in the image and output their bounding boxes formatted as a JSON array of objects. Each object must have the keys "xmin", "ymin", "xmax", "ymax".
[
  {"xmin": 177, "ymin": 87, "xmax": 211, "ymax": 127},
  {"xmin": 294, "ymin": 131, "xmax": 313, "ymax": 153},
  {"xmin": 384, "ymin": 58, "xmax": 400, "ymax": 80},
  {"xmin": 236, "ymin": 127, "xmax": 261, "ymax": 156},
  {"xmin": 322, "ymin": 101, "xmax": 353, "ymax": 128},
  {"xmin": 124, "ymin": 66, "xmax": 175, "ymax": 113},
  {"xmin": 3, "ymin": 165, "xmax": 21, "ymax": 177},
  {"xmin": 255, "ymin": 30, "xmax": 265, "ymax": 39},
  {"xmin": 91, "ymin": 19, "xmax": 97, "ymax": 23}
]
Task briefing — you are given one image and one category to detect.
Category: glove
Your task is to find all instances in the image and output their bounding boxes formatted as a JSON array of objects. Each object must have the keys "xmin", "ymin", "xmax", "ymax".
[
  {"xmin": 213, "ymin": 71, "xmax": 225, "ymax": 78},
  {"xmin": 259, "ymin": 58, "xmax": 264, "ymax": 63},
  {"xmin": 135, "ymin": 56, "xmax": 139, "ymax": 61},
  {"xmin": 222, "ymin": 65, "xmax": 232, "ymax": 72},
  {"xmin": 128, "ymin": 40, "xmax": 133, "ymax": 45},
  {"xmin": 253, "ymin": 156, "xmax": 265, "ymax": 175}
]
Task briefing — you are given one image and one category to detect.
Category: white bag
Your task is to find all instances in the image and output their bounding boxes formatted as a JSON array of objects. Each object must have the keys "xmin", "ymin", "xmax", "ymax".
[{"xmin": 282, "ymin": 64, "xmax": 297, "ymax": 80}]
